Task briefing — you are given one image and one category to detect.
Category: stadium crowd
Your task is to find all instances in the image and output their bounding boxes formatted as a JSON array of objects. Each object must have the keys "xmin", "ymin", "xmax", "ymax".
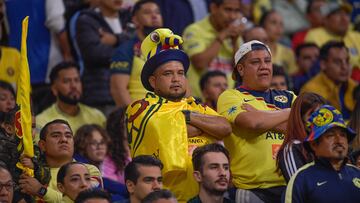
[{"xmin": 0, "ymin": 0, "xmax": 360, "ymax": 202}]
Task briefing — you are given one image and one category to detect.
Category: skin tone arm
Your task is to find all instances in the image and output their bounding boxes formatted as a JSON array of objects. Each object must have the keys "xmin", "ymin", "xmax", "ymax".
[
  {"xmin": 187, "ymin": 112, "xmax": 232, "ymax": 139},
  {"xmin": 110, "ymin": 74, "xmax": 132, "ymax": 107},
  {"xmin": 57, "ymin": 31, "xmax": 73, "ymax": 61},
  {"xmin": 237, "ymin": 103, "xmax": 290, "ymax": 134}
]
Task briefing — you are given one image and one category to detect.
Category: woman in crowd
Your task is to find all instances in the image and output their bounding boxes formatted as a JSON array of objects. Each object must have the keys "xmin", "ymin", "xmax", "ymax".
[
  {"xmin": 259, "ymin": 10, "xmax": 297, "ymax": 75},
  {"xmin": 104, "ymin": 107, "xmax": 130, "ymax": 185},
  {"xmin": 0, "ymin": 80, "xmax": 16, "ymax": 113},
  {"xmin": 276, "ymin": 92, "xmax": 326, "ymax": 182},
  {"xmin": 74, "ymin": 121, "xmax": 128, "ymax": 201},
  {"xmin": 57, "ymin": 162, "xmax": 91, "ymax": 203}
]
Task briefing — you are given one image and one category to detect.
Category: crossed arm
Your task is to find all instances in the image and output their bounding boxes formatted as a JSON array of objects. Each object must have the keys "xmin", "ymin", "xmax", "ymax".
[
  {"xmin": 186, "ymin": 112, "xmax": 232, "ymax": 139},
  {"xmin": 235, "ymin": 103, "xmax": 291, "ymax": 135}
]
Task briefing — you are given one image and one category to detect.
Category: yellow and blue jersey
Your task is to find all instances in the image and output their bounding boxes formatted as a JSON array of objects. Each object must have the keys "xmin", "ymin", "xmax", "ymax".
[{"xmin": 217, "ymin": 86, "xmax": 296, "ymax": 189}]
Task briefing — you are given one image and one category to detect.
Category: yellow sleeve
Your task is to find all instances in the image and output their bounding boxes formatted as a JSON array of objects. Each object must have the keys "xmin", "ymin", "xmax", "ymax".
[
  {"xmin": 43, "ymin": 187, "xmax": 63, "ymax": 202},
  {"xmin": 217, "ymin": 90, "xmax": 245, "ymax": 123},
  {"xmin": 182, "ymin": 24, "xmax": 207, "ymax": 57}
]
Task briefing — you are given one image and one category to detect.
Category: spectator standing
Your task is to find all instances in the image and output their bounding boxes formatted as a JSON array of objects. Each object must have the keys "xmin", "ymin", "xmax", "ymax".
[
  {"xmin": 110, "ymin": 0, "xmax": 163, "ymax": 107},
  {"xmin": 76, "ymin": 0, "xmax": 131, "ymax": 112},
  {"xmin": 183, "ymin": 0, "xmax": 244, "ymax": 98}
]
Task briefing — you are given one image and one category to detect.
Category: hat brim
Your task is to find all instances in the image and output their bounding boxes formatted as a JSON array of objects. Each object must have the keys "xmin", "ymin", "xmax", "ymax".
[
  {"xmin": 305, "ymin": 122, "xmax": 356, "ymax": 142},
  {"xmin": 141, "ymin": 49, "xmax": 190, "ymax": 91}
]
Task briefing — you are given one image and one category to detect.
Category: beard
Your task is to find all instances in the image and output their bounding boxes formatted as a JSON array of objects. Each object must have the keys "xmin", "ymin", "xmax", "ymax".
[
  {"xmin": 58, "ymin": 91, "xmax": 80, "ymax": 105},
  {"xmin": 161, "ymin": 91, "xmax": 186, "ymax": 101}
]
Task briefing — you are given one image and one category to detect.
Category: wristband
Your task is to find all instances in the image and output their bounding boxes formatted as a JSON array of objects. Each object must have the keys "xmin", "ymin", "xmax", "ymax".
[
  {"xmin": 37, "ymin": 186, "xmax": 47, "ymax": 198},
  {"xmin": 182, "ymin": 110, "xmax": 191, "ymax": 124}
]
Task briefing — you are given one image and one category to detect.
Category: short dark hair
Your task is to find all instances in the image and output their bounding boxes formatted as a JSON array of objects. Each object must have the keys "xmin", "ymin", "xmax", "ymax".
[
  {"xmin": 192, "ymin": 143, "xmax": 230, "ymax": 172},
  {"xmin": 211, "ymin": 0, "xmax": 225, "ymax": 6},
  {"xmin": 124, "ymin": 155, "xmax": 163, "ymax": 183},
  {"xmin": 75, "ymin": 188, "xmax": 111, "ymax": 203},
  {"xmin": 49, "ymin": 61, "xmax": 80, "ymax": 85},
  {"xmin": 295, "ymin": 43, "xmax": 319, "ymax": 58},
  {"xmin": 132, "ymin": 0, "xmax": 159, "ymax": 16},
  {"xmin": 141, "ymin": 189, "xmax": 176, "ymax": 203},
  {"xmin": 319, "ymin": 41, "xmax": 347, "ymax": 61},
  {"xmin": 57, "ymin": 162, "xmax": 86, "ymax": 184},
  {"xmin": 199, "ymin": 71, "xmax": 226, "ymax": 91},
  {"xmin": 0, "ymin": 80, "xmax": 15, "ymax": 98},
  {"xmin": 39, "ymin": 119, "xmax": 72, "ymax": 141}
]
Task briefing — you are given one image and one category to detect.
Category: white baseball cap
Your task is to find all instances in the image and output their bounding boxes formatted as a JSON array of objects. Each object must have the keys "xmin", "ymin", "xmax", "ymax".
[{"xmin": 234, "ymin": 40, "xmax": 271, "ymax": 65}]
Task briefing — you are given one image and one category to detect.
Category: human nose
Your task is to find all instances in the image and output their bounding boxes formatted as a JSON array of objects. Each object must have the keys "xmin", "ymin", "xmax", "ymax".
[{"xmin": 152, "ymin": 180, "xmax": 162, "ymax": 190}]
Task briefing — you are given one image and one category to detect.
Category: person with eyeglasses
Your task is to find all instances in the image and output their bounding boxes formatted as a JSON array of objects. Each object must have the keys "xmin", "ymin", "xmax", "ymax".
[
  {"xmin": 0, "ymin": 164, "xmax": 14, "ymax": 203},
  {"xmin": 74, "ymin": 124, "xmax": 128, "ymax": 201}
]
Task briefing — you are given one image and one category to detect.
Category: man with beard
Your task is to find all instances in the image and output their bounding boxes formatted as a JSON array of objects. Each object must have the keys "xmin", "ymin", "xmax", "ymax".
[
  {"xmin": 283, "ymin": 105, "xmax": 360, "ymax": 203},
  {"xmin": 126, "ymin": 28, "xmax": 231, "ymax": 201},
  {"xmin": 110, "ymin": 0, "xmax": 163, "ymax": 107},
  {"xmin": 188, "ymin": 143, "xmax": 233, "ymax": 203},
  {"xmin": 36, "ymin": 62, "xmax": 106, "ymax": 143}
]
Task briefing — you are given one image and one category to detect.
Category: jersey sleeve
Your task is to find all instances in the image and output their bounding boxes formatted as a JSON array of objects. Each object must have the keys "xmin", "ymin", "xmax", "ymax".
[
  {"xmin": 182, "ymin": 25, "xmax": 207, "ymax": 57},
  {"xmin": 217, "ymin": 90, "xmax": 245, "ymax": 123},
  {"xmin": 110, "ymin": 43, "xmax": 134, "ymax": 75}
]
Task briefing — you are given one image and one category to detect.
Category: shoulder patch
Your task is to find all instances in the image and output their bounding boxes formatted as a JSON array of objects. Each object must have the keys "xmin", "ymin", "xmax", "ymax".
[
  {"xmin": 274, "ymin": 95, "xmax": 288, "ymax": 103},
  {"xmin": 353, "ymin": 177, "xmax": 360, "ymax": 189}
]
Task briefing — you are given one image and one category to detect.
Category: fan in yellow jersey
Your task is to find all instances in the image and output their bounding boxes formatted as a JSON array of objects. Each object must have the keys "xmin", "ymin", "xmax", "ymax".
[
  {"xmin": 217, "ymin": 40, "xmax": 296, "ymax": 203},
  {"xmin": 126, "ymin": 28, "xmax": 232, "ymax": 202}
]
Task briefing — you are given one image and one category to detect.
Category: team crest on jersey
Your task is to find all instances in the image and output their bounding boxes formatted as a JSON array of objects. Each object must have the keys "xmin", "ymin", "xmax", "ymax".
[
  {"xmin": 353, "ymin": 178, "xmax": 360, "ymax": 188},
  {"xmin": 228, "ymin": 106, "xmax": 237, "ymax": 115},
  {"xmin": 274, "ymin": 95, "xmax": 288, "ymax": 103},
  {"xmin": 313, "ymin": 108, "xmax": 333, "ymax": 127}
]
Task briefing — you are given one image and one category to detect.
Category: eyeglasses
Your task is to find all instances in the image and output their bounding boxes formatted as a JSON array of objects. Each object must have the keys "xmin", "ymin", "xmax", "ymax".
[
  {"xmin": 0, "ymin": 181, "xmax": 15, "ymax": 191},
  {"xmin": 89, "ymin": 141, "xmax": 107, "ymax": 148}
]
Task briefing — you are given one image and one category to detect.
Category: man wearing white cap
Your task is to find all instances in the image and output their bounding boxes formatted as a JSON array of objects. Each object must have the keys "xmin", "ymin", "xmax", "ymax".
[{"xmin": 217, "ymin": 40, "xmax": 297, "ymax": 203}]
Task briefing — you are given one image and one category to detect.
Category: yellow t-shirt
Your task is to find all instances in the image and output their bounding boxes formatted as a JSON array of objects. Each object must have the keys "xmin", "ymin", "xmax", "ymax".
[
  {"xmin": 273, "ymin": 43, "xmax": 298, "ymax": 75},
  {"xmin": 43, "ymin": 163, "xmax": 102, "ymax": 202},
  {"xmin": 217, "ymin": 87, "xmax": 296, "ymax": 189},
  {"xmin": 305, "ymin": 27, "xmax": 360, "ymax": 69},
  {"xmin": 182, "ymin": 16, "xmax": 241, "ymax": 98},
  {"xmin": 35, "ymin": 103, "xmax": 106, "ymax": 143},
  {"xmin": 127, "ymin": 93, "xmax": 220, "ymax": 202},
  {"xmin": 0, "ymin": 46, "xmax": 21, "ymax": 86}
]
